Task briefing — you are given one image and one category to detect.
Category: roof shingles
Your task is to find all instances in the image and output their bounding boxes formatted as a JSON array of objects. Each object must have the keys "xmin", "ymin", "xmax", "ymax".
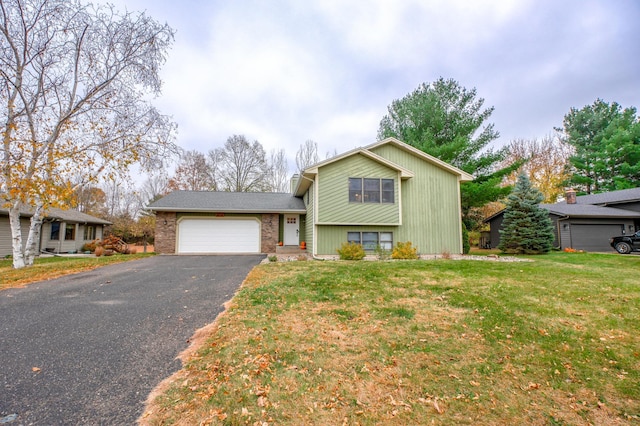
[
  {"xmin": 0, "ymin": 207, "xmax": 111, "ymax": 224},
  {"xmin": 147, "ymin": 191, "xmax": 306, "ymax": 213}
]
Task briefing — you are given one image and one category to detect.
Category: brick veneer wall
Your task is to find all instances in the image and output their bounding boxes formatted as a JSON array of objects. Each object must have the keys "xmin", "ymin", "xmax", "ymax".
[
  {"xmin": 261, "ymin": 213, "xmax": 279, "ymax": 253},
  {"xmin": 155, "ymin": 211, "xmax": 177, "ymax": 254}
]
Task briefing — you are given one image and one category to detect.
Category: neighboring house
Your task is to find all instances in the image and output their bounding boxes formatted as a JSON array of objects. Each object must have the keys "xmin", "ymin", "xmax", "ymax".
[
  {"xmin": 148, "ymin": 137, "xmax": 473, "ymax": 256},
  {"xmin": 485, "ymin": 187, "xmax": 640, "ymax": 252},
  {"xmin": 0, "ymin": 207, "xmax": 111, "ymax": 257}
]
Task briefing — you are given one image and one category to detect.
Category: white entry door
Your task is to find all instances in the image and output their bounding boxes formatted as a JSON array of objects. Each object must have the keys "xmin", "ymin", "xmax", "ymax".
[{"xmin": 283, "ymin": 214, "xmax": 299, "ymax": 246}]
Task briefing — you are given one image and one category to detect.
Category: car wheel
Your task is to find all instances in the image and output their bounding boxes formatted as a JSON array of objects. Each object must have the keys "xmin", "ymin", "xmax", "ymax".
[{"xmin": 615, "ymin": 242, "xmax": 632, "ymax": 254}]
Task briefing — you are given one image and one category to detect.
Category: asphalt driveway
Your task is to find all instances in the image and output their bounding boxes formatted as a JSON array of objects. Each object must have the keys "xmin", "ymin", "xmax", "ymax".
[{"xmin": 0, "ymin": 255, "xmax": 264, "ymax": 425}]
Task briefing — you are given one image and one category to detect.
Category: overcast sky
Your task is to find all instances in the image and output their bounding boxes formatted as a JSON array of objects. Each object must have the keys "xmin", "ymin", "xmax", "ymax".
[{"xmin": 111, "ymin": 0, "xmax": 639, "ymax": 173}]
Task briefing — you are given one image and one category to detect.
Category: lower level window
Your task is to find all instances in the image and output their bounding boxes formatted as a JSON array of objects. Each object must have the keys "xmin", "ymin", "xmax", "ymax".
[
  {"xmin": 50, "ymin": 222, "xmax": 60, "ymax": 241},
  {"xmin": 65, "ymin": 224, "xmax": 76, "ymax": 241},
  {"xmin": 347, "ymin": 231, "xmax": 393, "ymax": 250},
  {"xmin": 84, "ymin": 225, "xmax": 96, "ymax": 240}
]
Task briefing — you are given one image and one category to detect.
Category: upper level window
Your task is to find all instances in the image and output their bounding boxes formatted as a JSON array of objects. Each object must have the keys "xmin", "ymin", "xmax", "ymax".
[
  {"xmin": 382, "ymin": 179, "xmax": 394, "ymax": 203},
  {"xmin": 349, "ymin": 178, "xmax": 362, "ymax": 202},
  {"xmin": 363, "ymin": 179, "xmax": 380, "ymax": 203},
  {"xmin": 349, "ymin": 178, "xmax": 394, "ymax": 203}
]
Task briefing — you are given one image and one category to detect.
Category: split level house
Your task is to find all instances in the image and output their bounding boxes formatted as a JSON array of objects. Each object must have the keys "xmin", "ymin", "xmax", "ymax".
[
  {"xmin": 0, "ymin": 207, "xmax": 111, "ymax": 257},
  {"xmin": 148, "ymin": 137, "xmax": 474, "ymax": 257},
  {"xmin": 485, "ymin": 187, "xmax": 640, "ymax": 252}
]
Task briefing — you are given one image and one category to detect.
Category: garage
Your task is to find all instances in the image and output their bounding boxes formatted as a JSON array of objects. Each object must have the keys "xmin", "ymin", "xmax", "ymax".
[
  {"xmin": 569, "ymin": 224, "xmax": 623, "ymax": 252},
  {"xmin": 177, "ymin": 218, "xmax": 260, "ymax": 253}
]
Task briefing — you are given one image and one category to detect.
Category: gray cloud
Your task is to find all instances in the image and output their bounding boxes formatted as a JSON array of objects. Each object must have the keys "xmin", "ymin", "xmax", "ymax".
[{"xmin": 111, "ymin": 0, "xmax": 640, "ymax": 170}]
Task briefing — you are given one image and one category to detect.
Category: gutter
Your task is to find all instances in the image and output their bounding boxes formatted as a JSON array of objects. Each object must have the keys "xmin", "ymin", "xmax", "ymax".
[{"xmin": 145, "ymin": 208, "xmax": 307, "ymax": 214}]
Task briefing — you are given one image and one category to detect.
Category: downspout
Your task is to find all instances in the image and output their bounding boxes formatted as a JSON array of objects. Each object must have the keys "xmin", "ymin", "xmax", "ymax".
[
  {"xmin": 298, "ymin": 173, "xmax": 323, "ymax": 260},
  {"xmin": 457, "ymin": 176, "xmax": 464, "ymax": 254},
  {"xmin": 556, "ymin": 215, "xmax": 569, "ymax": 250}
]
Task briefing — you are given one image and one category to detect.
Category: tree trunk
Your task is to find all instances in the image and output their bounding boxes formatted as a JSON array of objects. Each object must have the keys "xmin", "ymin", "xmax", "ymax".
[
  {"xmin": 24, "ymin": 205, "xmax": 45, "ymax": 266},
  {"xmin": 8, "ymin": 204, "xmax": 26, "ymax": 269}
]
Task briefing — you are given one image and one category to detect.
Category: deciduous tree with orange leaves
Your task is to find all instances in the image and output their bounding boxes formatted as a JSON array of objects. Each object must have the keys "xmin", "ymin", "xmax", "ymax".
[{"xmin": 1, "ymin": 0, "xmax": 178, "ymax": 268}]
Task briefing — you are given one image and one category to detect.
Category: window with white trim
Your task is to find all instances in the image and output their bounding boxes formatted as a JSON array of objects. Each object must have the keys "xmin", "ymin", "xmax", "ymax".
[
  {"xmin": 84, "ymin": 225, "xmax": 96, "ymax": 240},
  {"xmin": 349, "ymin": 178, "xmax": 394, "ymax": 203},
  {"xmin": 347, "ymin": 231, "xmax": 393, "ymax": 250},
  {"xmin": 65, "ymin": 224, "xmax": 76, "ymax": 241}
]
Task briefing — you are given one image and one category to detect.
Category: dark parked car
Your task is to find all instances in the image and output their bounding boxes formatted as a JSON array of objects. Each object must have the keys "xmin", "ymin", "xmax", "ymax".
[{"xmin": 610, "ymin": 230, "xmax": 640, "ymax": 254}]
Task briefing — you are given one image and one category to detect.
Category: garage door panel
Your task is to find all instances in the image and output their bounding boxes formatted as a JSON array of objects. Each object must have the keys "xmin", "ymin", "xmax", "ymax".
[
  {"xmin": 571, "ymin": 224, "xmax": 623, "ymax": 252},
  {"xmin": 178, "ymin": 219, "xmax": 260, "ymax": 253}
]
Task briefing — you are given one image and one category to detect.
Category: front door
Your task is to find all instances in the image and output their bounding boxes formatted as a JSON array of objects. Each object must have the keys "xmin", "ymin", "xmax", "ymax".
[{"xmin": 283, "ymin": 214, "xmax": 299, "ymax": 246}]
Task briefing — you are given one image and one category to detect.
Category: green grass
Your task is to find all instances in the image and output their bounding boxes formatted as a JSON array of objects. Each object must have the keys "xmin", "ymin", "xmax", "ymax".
[
  {"xmin": 141, "ymin": 252, "xmax": 640, "ymax": 425},
  {"xmin": 0, "ymin": 253, "xmax": 155, "ymax": 289}
]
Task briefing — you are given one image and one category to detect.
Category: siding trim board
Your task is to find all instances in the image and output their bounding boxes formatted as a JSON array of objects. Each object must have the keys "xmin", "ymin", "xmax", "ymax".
[{"xmin": 316, "ymin": 222, "xmax": 401, "ymax": 226}]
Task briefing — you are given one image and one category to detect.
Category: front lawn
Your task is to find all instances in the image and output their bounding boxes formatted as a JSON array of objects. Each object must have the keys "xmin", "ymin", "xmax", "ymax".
[
  {"xmin": 0, "ymin": 253, "xmax": 154, "ymax": 290},
  {"xmin": 141, "ymin": 252, "xmax": 640, "ymax": 425}
]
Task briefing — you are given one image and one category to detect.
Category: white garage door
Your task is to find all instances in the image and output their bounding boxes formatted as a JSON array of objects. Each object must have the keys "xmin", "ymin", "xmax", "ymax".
[{"xmin": 178, "ymin": 218, "xmax": 260, "ymax": 253}]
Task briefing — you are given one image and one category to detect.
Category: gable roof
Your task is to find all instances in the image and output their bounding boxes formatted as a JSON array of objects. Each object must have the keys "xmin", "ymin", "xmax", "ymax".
[
  {"xmin": 294, "ymin": 137, "xmax": 473, "ymax": 196},
  {"xmin": 575, "ymin": 187, "xmax": 640, "ymax": 206},
  {"xmin": 540, "ymin": 203, "xmax": 640, "ymax": 219},
  {"xmin": 147, "ymin": 191, "xmax": 306, "ymax": 213},
  {"xmin": 365, "ymin": 138, "xmax": 474, "ymax": 181},
  {"xmin": 484, "ymin": 186, "xmax": 640, "ymax": 223},
  {"xmin": 0, "ymin": 207, "xmax": 111, "ymax": 224}
]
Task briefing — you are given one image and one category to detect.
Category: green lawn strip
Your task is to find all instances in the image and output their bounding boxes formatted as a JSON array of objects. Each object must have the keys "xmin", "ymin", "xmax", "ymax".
[
  {"xmin": 142, "ymin": 255, "xmax": 639, "ymax": 425},
  {"xmin": 0, "ymin": 253, "xmax": 155, "ymax": 290}
]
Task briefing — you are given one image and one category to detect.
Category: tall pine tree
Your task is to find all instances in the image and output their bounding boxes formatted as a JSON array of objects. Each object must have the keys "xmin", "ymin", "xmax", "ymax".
[
  {"xmin": 377, "ymin": 78, "xmax": 519, "ymax": 229},
  {"xmin": 560, "ymin": 99, "xmax": 640, "ymax": 193},
  {"xmin": 498, "ymin": 174, "xmax": 555, "ymax": 254}
]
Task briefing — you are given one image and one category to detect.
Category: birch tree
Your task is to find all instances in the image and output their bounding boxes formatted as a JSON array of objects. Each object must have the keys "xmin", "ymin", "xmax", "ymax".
[{"xmin": 0, "ymin": 0, "xmax": 178, "ymax": 268}]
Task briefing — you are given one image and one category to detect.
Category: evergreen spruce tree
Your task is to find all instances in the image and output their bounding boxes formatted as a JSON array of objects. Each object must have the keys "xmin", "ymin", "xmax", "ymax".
[{"xmin": 498, "ymin": 174, "xmax": 555, "ymax": 254}]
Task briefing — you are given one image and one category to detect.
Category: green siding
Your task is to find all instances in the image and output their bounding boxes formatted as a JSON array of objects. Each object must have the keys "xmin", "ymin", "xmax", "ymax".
[
  {"xmin": 369, "ymin": 144, "xmax": 463, "ymax": 253},
  {"xmin": 316, "ymin": 225, "xmax": 399, "ymax": 255},
  {"xmin": 299, "ymin": 215, "xmax": 306, "ymax": 242},
  {"xmin": 317, "ymin": 154, "xmax": 400, "ymax": 225},
  {"xmin": 305, "ymin": 184, "xmax": 314, "ymax": 253}
]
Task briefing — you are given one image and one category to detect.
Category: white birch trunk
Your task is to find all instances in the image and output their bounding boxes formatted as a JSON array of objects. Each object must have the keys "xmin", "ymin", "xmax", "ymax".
[
  {"xmin": 24, "ymin": 204, "xmax": 45, "ymax": 266},
  {"xmin": 8, "ymin": 204, "xmax": 26, "ymax": 269}
]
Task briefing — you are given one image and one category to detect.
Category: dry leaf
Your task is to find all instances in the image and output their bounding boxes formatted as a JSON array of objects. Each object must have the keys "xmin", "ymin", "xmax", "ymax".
[
  {"xmin": 433, "ymin": 399, "xmax": 444, "ymax": 414},
  {"xmin": 257, "ymin": 396, "xmax": 268, "ymax": 407},
  {"xmin": 32, "ymin": 367, "xmax": 41, "ymax": 372}
]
